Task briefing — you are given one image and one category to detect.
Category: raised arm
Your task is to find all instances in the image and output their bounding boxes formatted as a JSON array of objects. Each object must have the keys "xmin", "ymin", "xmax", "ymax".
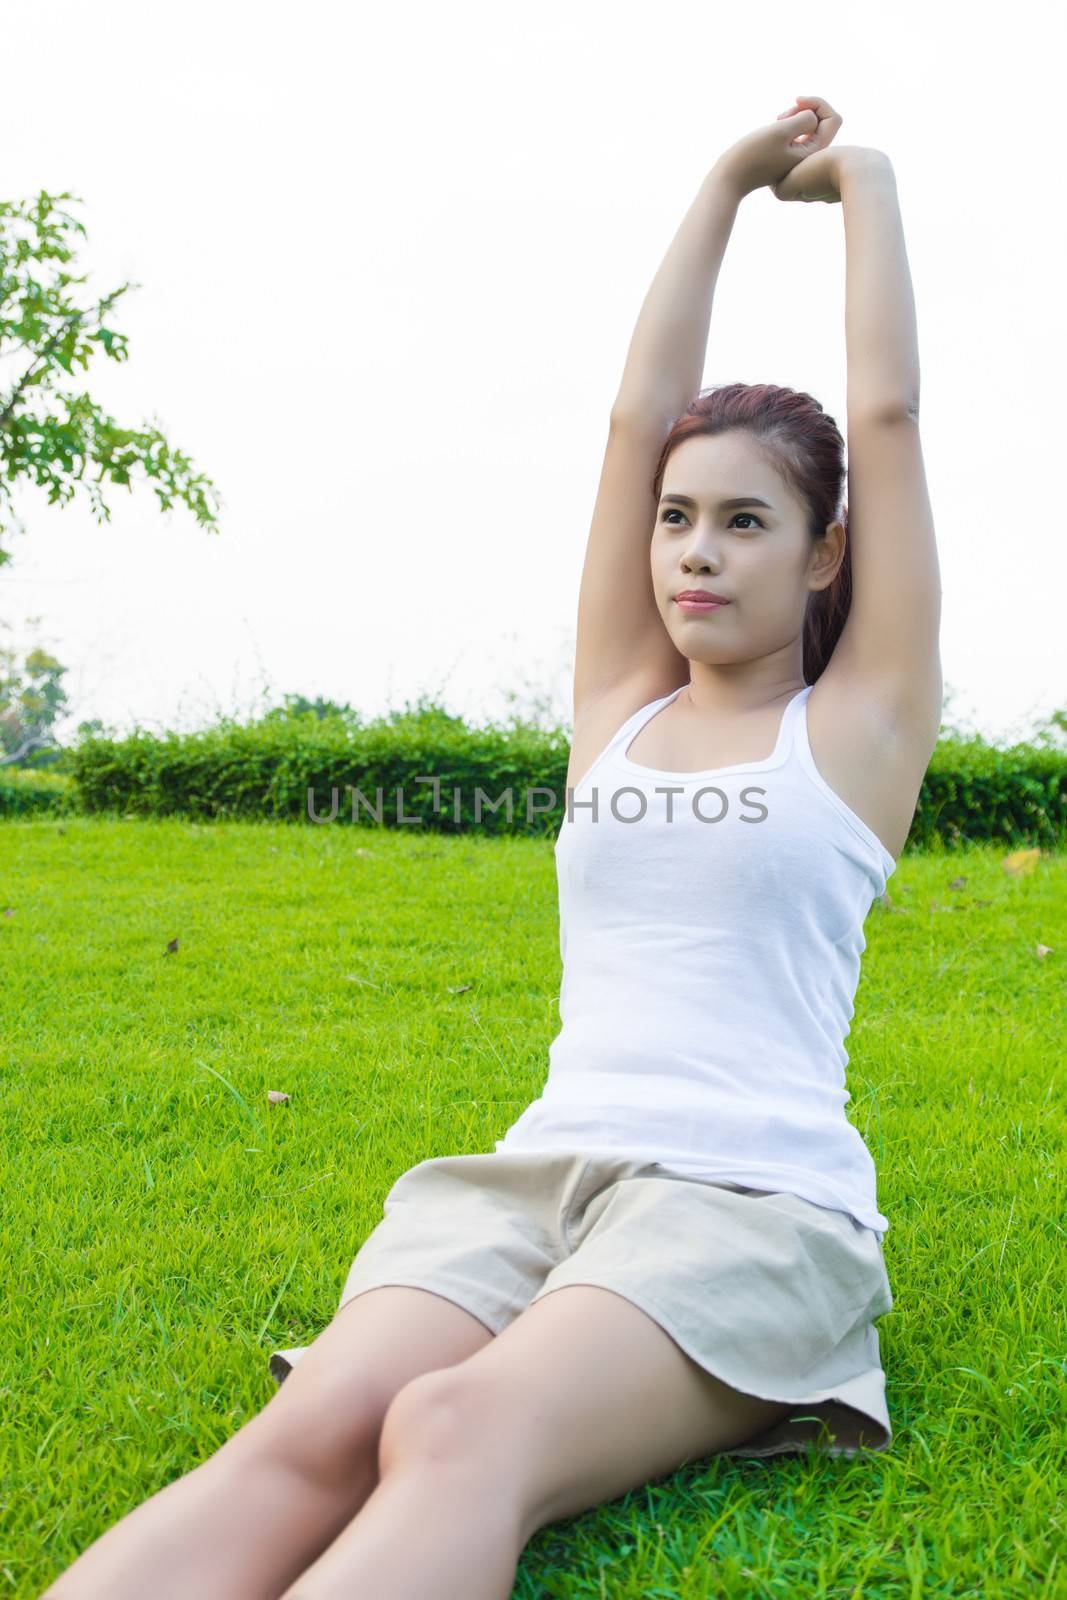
[
  {"xmin": 841, "ymin": 150, "xmax": 921, "ymax": 419},
  {"xmin": 571, "ymin": 171, "xmax": 742, "ymax": 715},
  {"xmin": 611, "ymin": 105, "xmax": 834, "ymax": 423},
  {"xmin": 824, "ymin": 148, "xmax": 943, "ymax": 745},
  {"xmin": 572, "ymin": 108, "xmax": 832, "ymax": 716},
  {"xmin": 610, "ymin": 168, "xmax": 743, "ymax": 430}
]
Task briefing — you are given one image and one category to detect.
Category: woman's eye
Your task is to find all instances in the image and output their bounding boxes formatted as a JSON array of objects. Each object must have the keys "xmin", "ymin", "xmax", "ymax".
[{"xmin": 660, "ymin": 510, "xmax": 763, "ymax": 529}]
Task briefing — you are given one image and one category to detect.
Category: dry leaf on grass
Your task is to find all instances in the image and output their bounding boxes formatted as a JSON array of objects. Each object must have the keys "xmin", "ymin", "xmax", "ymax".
[
  {"xmin": 447, "ymin": 984, "xmax": 473, "ymax": 994},
  {"xmin": 267, "ymin": 1089, "xmax": 291, "ymax": 1104},
  {"xmin": 1003, "ymin": 848, "xmax": 1041, "ymax": 878}
]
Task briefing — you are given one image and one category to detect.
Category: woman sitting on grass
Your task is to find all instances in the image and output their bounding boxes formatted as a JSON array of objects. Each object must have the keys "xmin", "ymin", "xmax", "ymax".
[{"xmin": 48, "ymin": 94, "xmax": 942, "ymax": 1600}]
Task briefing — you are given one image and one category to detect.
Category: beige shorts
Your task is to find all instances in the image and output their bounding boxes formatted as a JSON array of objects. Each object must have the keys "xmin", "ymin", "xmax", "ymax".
[{"xmin": 268, "ymin": 1149, "xmax": 895, "ymax": 1460}]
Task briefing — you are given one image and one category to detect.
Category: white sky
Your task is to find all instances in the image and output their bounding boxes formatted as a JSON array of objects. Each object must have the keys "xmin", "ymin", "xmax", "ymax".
[{"xmin": 2, "ymin": 0, "xmax": 1064, "ymax": 747}]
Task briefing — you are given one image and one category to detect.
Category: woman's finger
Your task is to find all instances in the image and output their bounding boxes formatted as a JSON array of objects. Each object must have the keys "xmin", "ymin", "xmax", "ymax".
[
  {"xmin": 794, "ymin": 95, "xmax": 841, "ymax": 123},
  {"xmin": 781, "ymin": 107, "xmax": 818, "ymax": 147},
  {"xmin": 792, "ymin": 95, "xmax": 843, "ymax": 144}
]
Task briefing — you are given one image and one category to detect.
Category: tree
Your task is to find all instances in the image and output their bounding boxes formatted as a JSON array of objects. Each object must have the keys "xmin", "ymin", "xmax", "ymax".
[
  {"xmin": 261, "ymin": 693, "xmax": 362, "ymax": 725},
  {"xmin": 0, "ymin": 188, "xmax": 223, "ymax": 567},
  {"xmin": 0, "ymin": 622, "xmax": 68, "ymax": 766}
]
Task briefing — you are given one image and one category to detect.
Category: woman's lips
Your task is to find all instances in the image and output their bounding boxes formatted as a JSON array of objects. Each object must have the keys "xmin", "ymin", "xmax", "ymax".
[{"xmin": 674, "ymin": 594, "xmax": 730, "ymax": 612}]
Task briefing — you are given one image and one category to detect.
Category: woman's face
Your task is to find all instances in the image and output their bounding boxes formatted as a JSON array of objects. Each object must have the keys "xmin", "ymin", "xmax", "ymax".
[{"xmin": 650, "ymin": 430, "xmax": 843, "ymax": 666}]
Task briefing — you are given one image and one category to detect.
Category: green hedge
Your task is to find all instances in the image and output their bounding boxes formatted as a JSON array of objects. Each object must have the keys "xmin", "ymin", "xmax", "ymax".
[
  {"xmin": 0, "ymin": 765, "xmax": 76, "ymax": 818},
  {"xmin": 918, "ymin": 732, "xmax": 1065, "ymax": 850},
  {"xmin": 0, "ymin": 713, "xmax": 1040, "ymax": 850},
  {"xmin": 66, "ymin": 714, "xmax": 573, "ymax": 839},
  {"xmin": 3, "ymin": 712, "xmax": 1064, "ymax": 850}
]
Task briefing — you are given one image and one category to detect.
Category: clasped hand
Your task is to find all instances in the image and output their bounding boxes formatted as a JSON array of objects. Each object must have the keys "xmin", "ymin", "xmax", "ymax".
[{"xmin": 715, "ymin": 95, "xmax": 882, "ymax": 203}]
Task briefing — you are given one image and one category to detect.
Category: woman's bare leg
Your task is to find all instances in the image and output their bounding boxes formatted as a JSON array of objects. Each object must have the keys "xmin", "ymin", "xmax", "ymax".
[
  {"xmin": 41, "ymin": 1286, "xmax": 495, "ymax": 1600},
  {"xmin": 280, "ymin": 1446, "xmax": 526, "ymax": 1600},
  {"xmin": 41, "ymin": 1432, "xmax": 376, "ymax": 1600},
  {"xmin": 277, "ymin": 1281, "xmax": 799, "ymax": 1600}
]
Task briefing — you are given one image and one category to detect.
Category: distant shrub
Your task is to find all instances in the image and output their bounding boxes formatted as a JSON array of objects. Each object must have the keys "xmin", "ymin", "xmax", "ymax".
[
  {"xmin": 0, "ymin": 765, "xmax": 76, "ymax": 817},
  {"xmin": 67, "ymin": 704, "xmax": 571, "ymax": 839},
  {"xmin": 4, "ymin": 699, "xmax": 1064, "ymax": 850}
]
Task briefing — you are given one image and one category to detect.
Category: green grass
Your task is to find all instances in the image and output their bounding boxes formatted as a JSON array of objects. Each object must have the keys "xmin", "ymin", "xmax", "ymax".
[{"xmin": 1, "ymin": 816, "xmax": 1064, "ymax": 1598}]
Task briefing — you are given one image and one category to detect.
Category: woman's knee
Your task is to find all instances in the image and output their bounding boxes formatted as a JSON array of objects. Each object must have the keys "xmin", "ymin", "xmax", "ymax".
[
  {"xmin": 235, "ymin": 1363, "xmax": 384, "ymax": 1492},
  {"xmin": 377, "ymin": 1368, "xmax": 505, "ymax": 1476},
  {"xmin": 240, "ymin": 1284, "xmax": 497, "ymax": 1488}
]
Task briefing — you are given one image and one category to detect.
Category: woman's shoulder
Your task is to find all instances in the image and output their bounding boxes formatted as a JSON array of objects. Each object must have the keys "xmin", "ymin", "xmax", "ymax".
[
  {"xmin": 804, "ymin": 668, "xmax": 937, "ymax": 862},
  {"xmin": 566, "ymin": 673, "xmax": 684, "ymax": 793}
]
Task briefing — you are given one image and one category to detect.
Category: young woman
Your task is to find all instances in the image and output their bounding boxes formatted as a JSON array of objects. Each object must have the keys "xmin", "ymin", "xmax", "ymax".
[{"xmin": 48, "ymin": 96, "xmax": 942, "ymax": 1599}]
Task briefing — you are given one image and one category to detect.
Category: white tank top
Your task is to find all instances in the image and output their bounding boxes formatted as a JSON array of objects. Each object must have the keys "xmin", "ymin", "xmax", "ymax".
[{"xmin": 495, "ymin": 682, "xmax": 896, "ymax": 1240}]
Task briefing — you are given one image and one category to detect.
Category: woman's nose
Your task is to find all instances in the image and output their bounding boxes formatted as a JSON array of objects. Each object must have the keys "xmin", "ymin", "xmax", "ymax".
[{"xmin": 682, "ymin": 543, "xmax": 721, "ymax": 571}]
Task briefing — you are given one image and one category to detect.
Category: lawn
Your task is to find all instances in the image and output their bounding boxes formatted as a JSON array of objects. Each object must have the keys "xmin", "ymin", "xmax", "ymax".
[{"xmin": 1, "ymin": 816, "xmax": 1063, "ymax": 1598}]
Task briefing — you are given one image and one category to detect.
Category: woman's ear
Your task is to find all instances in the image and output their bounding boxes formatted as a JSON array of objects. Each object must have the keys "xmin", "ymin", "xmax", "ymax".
[{"xmin": 809, "ymin": 520, "xmax": 846, "ymax": 590}]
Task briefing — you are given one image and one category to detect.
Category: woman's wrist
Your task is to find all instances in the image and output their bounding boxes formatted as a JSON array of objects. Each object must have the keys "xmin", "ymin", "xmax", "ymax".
[
  {"xmin": 712, "ymin": 144, "xmax": 892, "ymax": 204},
  {"xmin": 706, "ymin": 157, "xmax": 751, "ymax": 207},
  {"xmin": 836, "ymin": 146, "xmax": 895, "ymax": 190}
]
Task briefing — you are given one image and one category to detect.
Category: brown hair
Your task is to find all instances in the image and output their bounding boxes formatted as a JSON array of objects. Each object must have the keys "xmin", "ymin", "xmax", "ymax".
[{"xmin": 651, "ymin": 382, "xmax": 850, "ymax": 684}]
